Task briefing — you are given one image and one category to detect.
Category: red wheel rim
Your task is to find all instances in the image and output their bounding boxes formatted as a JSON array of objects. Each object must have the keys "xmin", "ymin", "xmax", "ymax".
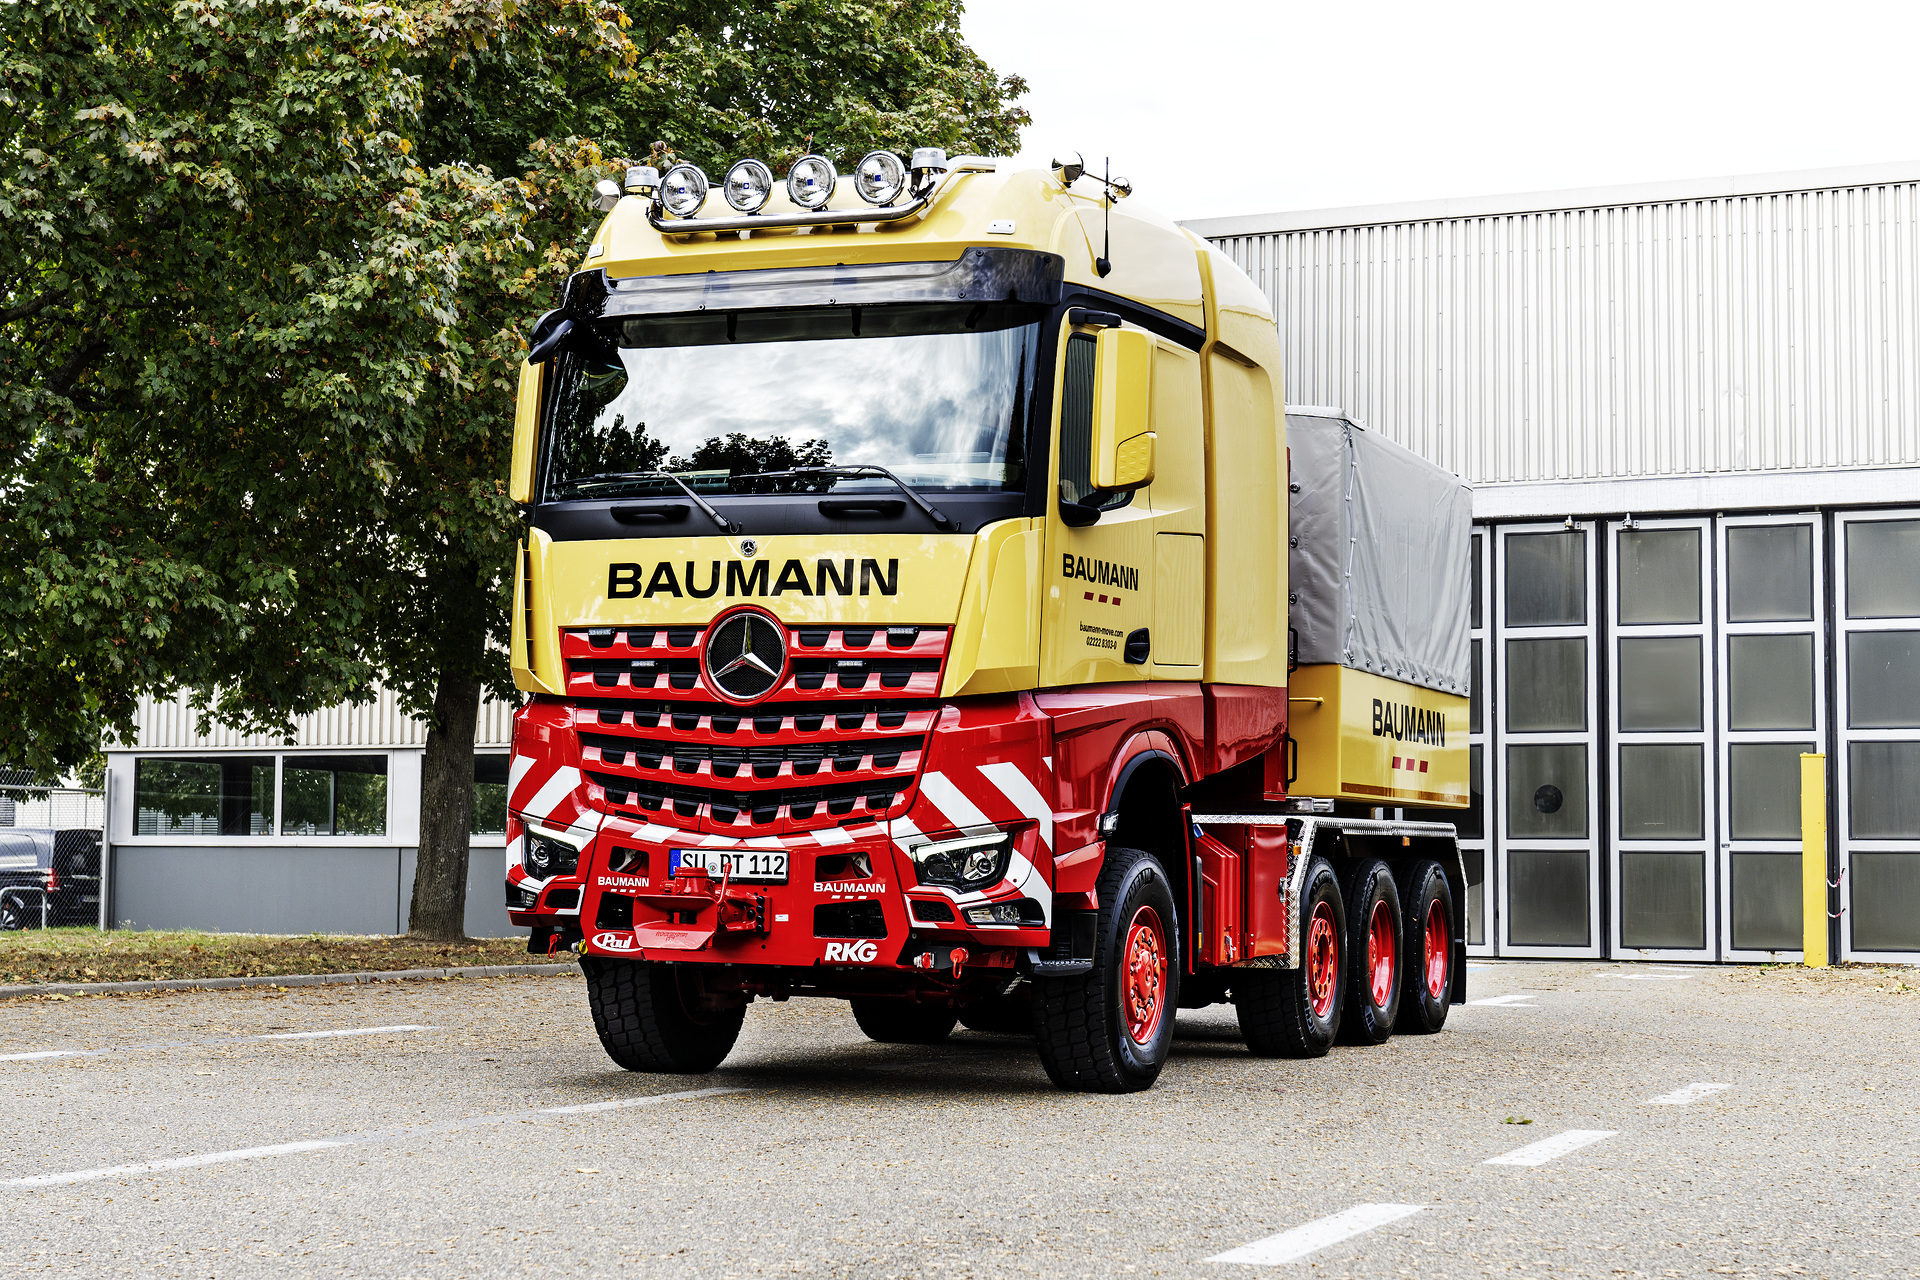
[
  {"xmin": 1121, "ymin": 904, "xmax": 1168, "ymax": 1046},
  {"xmin": 1306, "ymin": 901, "xmax": 1339, "ymax": 1019},
  {"xmin": 1423, "ymin": 898, "xmax": 1449, "ymax": 1000},
  {"xmin": 1367, "ymin": 899, "xmax": 1396, "ymax": 1009}
]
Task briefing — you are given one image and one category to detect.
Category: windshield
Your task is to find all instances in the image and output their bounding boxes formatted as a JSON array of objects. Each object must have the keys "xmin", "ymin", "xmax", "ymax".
[{"xmin": 539, "ymin": 302, "xmax": 1042, "ymax": 502}]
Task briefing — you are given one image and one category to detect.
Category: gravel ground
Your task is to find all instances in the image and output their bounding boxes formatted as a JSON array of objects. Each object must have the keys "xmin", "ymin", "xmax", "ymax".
[{"xmin": 0, "ymin": 961, "xmax": 1914, "ymax": 1278}]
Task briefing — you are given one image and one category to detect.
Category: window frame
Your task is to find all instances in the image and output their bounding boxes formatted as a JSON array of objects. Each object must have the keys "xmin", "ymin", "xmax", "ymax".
[{"xmin": 124, "ymin": 750, "xmax": 397, "ymax": 845}]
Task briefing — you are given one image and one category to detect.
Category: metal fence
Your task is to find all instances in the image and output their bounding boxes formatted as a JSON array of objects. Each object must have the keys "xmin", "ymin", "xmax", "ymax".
[{"xmin": 0, "ymin": 785, "xmax": 107, "ymax": 930}]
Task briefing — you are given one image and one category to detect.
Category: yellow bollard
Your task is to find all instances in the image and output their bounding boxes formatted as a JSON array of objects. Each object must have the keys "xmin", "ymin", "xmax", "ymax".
[{"xmin": 1800, "ymin": 753, "xmax": 1828, "ymax": 968}]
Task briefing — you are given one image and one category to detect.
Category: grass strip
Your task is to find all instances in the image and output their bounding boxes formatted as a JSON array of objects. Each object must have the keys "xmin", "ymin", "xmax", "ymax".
[{"xmin": 0, "ymin": 929, "xmax": 566, "ymax": 985}]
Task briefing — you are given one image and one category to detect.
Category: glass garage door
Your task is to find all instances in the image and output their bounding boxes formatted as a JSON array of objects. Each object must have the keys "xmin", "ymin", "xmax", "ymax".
[
  {"xmin": 1609, "ymin": 518, "xmax": 1715, "ymax": 959},
  {"xmin": 1837, "ymin": 511, "xmax": 1920, "ymax": 961},
  {"xmin": 1462, "ymin": 530, "xmax": 1491, "ymax": 955},
  {"xmin": 1496, "ymin": 523, "xmax": 1601, "ymax": 958},
  {"xmin": 1715, "ymin": 515, "xmax": 1825, "ymax": 962}
]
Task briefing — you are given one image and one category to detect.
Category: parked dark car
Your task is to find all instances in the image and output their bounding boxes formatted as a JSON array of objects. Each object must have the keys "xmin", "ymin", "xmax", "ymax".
[{"xmin": 0, "ymin": 828, "xmax": 102, "ymax": 929}]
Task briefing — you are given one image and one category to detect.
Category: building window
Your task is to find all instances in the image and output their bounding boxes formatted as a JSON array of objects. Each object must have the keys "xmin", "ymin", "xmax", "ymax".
[
  {"xmin": 134, "ymin": 757, "xmax": 276, "ymax": 836},
  {"xmin": 473, "ymin": 754, "xmax": 510, "ymax": 836},
  {"xmin": 282, "ymin": 756, "xmax": 388, "ymax": 837}
]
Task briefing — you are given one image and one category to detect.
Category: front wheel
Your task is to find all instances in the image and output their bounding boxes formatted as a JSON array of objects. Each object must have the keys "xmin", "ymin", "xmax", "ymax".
[
  {"xmin": 0, "ymin": 893, "xmax": 38, "ymax": 931},
  {"xmin": 1033, "ymin": 845, "xmax": 1180, "ymax": 1093},
  {"xmin": 583, "ymin": 958, "xmax": 745, "ymax": 1074},
  {"xmin": 1235, "ymin": 856, "xmax": 1344, "ymax": 1057}
]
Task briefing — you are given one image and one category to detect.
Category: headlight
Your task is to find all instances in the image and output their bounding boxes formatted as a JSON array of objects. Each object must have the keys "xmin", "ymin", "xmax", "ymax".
[
  {"xmin": 658, "ymin": 163, "xmax": 709, "ymax": 218},
  {"xmin": 723, "ymin": 159, "xmax": 774, "ymax": 213},
  {"xmin": 523, "ymin": 831, "xmax": 581, "ymax": 879},
  {"xmin": 786, "ymin": 155, "xmax": 837, "ymax": 210},
  {"xmin": 907, "ymin": 831, "xmax": 1012, "ymax": 891},
  {"xmin": 852, "ymin": 151, "xmax": 906, "ymax": 205}
]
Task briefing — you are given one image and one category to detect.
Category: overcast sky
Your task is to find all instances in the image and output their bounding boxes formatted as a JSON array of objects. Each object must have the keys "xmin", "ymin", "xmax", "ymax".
[{"xmin": 961, "ymin": 0, "xmax": 1920, "ymax": 222}]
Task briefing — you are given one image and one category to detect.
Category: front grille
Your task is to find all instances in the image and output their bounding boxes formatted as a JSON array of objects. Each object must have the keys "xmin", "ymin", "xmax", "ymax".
[
  {"xmin": 581, "ymin": 730, "xmax": 923, "ymax": 776},
  {"xmin": 560, "ymin": 626, "xmax": 948, "ymax": 702},
  {"xmin": 562, "ymin": 624, "xmax": 950, "ymax": 834},
  {"xmin": 586, "ymin": 770, "xmax": 909, "ymax": 826}
]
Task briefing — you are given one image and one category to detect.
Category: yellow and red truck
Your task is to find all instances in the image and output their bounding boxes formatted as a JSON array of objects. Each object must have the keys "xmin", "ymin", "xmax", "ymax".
[{"xmin": 503, "ymin": 149, "xmax": 1473, "ymax": 1092}]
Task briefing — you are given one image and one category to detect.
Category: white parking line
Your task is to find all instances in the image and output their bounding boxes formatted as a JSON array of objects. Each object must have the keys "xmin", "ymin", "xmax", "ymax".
[
  {"xmin": 1464, "ymin": 992, "xmax": 1540, "ymax": 1007},
  {"xmin": 1647, "ymin": 1081, "xmax": 1731, "ymax": 1105},
  {"xmin": 1208, "ymin": 1204, "xmax": 1425, "ymax": 1265},
  {"xmin": 1611, "ymin": 973, "xmax": 1695, "ymax": 981},
  {"xmin": 2, "ymin": 1087, "xmax": 750, "ymax": 1188},
  {"xmin": 0, "ymin": 1024, "xmax": 433, "ymax": 1063},
  {"xmin": 1484, "ymin": 1129, "xmax": 1617, "ymax": 1166}
]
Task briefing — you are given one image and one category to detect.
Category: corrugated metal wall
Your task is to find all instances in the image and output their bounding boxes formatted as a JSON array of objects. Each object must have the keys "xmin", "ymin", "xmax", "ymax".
[
  {"xmin": 1209, "ymin": 179, "xmax": 1920, "ymax": 485},
  {"xmin": 132, "ymin": 689, "xmax": 518, "ymax": 750}
]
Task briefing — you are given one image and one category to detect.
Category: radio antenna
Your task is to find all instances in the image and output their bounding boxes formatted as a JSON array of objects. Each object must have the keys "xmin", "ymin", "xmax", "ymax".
[{"xmin": 1095, "ymin": 155, "xmax": 1113, "ymax": 278}]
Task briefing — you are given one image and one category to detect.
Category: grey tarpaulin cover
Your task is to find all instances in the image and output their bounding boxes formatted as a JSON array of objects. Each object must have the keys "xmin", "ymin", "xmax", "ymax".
[{"xmin": 1287, "ymin": 412, "xmax": 1472, "ymax": 695}]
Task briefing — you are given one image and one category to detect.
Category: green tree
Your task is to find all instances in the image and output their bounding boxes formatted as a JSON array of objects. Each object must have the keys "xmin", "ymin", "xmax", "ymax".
[{"xmin": 1, "ymin": 0, "xmax": 1026, "ymax": 938}]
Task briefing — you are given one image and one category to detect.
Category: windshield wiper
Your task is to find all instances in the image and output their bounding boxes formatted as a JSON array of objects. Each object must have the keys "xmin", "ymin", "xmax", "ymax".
[
  {"xmin": 753, "ymin": 465, "xmax": 954, "ymax": 530},
  {"xmin": 569, "ymin": 471, "xmax": 738, "ymax": 533}
]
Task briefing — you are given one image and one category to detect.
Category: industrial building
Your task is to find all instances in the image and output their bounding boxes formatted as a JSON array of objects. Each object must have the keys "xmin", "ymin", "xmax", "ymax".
[{"xmin": 1188, "ymin": 159, "xmax": 1920, "ymax": 964}]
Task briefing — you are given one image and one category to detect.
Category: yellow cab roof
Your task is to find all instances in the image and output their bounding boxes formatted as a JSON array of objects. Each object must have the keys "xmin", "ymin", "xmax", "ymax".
[{"xmin": 587, "ymin": 164, "xmax": 1215, "ymax": 330}]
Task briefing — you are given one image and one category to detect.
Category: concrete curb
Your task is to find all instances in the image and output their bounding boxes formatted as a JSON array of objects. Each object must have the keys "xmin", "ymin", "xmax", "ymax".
[{"xmin": 0, "ymin": 961, "xmax": 582, "ymax": 1000}]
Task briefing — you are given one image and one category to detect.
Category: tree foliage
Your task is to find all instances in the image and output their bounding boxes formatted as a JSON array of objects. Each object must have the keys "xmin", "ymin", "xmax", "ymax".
[{"xmin": 0, "ymin": 0, "xmax": 1026, "ymax": 934}]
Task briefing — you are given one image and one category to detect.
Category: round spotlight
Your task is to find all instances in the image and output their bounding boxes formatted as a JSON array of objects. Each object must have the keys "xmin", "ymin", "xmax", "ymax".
[
  {"xmin": 787, "ymin": 155, "xmax": 838, "ymax": 210},
  {"xmin": 852, "ymin": 151, "xmax": 907, "ymax": 206},
  {"xmin": 723, "ymin": 159, "xmax": 774, "ymax": 213},
  {"xmin": 658, "ymin": 163, "xmax": 710, "ymax": 218}
]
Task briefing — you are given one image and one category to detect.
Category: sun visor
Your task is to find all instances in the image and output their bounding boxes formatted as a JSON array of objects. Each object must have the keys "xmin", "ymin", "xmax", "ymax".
[
  {"xmin": 561, "ymin": 248, "xmax": 1065, "ymax": 321},
  {"xmin": 1287, "ymin": 413, "xmax": 1472, "ymax": 697}
]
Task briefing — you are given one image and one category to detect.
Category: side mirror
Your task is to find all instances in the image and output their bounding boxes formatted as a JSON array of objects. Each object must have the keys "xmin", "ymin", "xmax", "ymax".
[
  {"xmin": 509, "ymin": 359, "xmax": 542, "ymax": 504},
  {"xmin": 1091, "ymin": 327, "xmax": 1155, "ymax": 491}
]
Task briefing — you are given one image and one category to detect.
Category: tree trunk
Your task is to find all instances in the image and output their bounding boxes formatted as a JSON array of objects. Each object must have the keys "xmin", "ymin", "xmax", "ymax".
[{"xmin": 409, "ymin": 634, "xmax": 485, "ymax": 941}]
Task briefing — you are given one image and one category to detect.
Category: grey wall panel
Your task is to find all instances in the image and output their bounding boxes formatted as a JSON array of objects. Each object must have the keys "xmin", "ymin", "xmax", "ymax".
[
  {"xmin": 113, "ymin": 846, "xmax": 403, "ymax": 934},
  {"xmin": 1208, "ymin": 178, "xmax": 1920, "ymax": 488},
  {"xmin": 135, "ymin": 691, "xmax": 518, "ymax": 750},
  {"xmin": 399, "ymin": 847, "xmax": 527, "ymax": 939}
]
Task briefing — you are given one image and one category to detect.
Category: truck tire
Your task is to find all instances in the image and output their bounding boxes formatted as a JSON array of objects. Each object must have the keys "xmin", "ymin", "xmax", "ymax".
[
  {"xmin": 1235, "ymin": 855, "xmax": 1344, "ymax": 1057},
  {"xmin": 1032, "ymin": 845, "xmax": 1180, "ymax": 1093},
  {"xmin": 1394, "ymin": 859, "xmax": 1455, "ymax": 1035},
  {"xmin": 958, "ymin": 980, "xmax": 1034, "ymax": 1035},
  {"xmin": 849, "ymin": 998, "xmax": 958, "ymax": 1044},
  {"xmin": 583, "ymin": 958, "xmax": 744, "ymax": 1074},
  {"xmin": 1336, "ymin": 859, "xmax": 1402, "ymax": 1045}
]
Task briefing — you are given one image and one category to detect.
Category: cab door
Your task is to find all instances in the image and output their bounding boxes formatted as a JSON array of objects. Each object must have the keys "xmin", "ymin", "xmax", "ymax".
[{"xmin": 1040, "ymin": 317, "xmax": 1205, "ymax": 686}]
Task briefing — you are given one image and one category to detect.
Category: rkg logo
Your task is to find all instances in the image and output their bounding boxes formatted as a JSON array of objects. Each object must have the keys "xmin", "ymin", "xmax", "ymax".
[{"xmin": 823, "ymin": 940, "xmax": 879, "ymax": 963}]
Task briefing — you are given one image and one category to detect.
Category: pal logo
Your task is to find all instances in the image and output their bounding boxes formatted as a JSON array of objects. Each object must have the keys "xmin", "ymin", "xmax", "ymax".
[
  {"xmin": 823, "ymin": 940, "xmax": 880, "ymax": 964},
  {"xmin": 591, "ymin": 932, "xmax": 637, "ymax": 952}
]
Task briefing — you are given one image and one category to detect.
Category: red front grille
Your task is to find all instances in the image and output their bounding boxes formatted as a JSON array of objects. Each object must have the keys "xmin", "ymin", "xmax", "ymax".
[{"xmin": 561, "ymin": 624, "xmax": 951, "ymax": 834}]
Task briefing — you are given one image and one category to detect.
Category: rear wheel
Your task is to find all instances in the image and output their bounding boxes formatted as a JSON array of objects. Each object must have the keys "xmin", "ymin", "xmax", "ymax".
[
  {"xmin": 1336, "ymin": 859, "xmax": 1402, "ymax": 1045},
  {"xmin": 0, "ymin": 893, "xmax": 38, "ymax": 931},
  {"xmin": 1033, "ymin": 845, "xmax": 1180, "ymax": 1093},
  {"xmin": 583, "ymin": 958, "xmax": 744, "ymax": 1073},
  {"xmin": 1395, "ymin": 860, "xmax": 1455, "ymax": 1034},
  {"xmin": 850, "ymin": 998, "xmax": 958, "ymax": 1044},
  {"xmin": 1235, "ymin": 856, "xmax": 1344, "ymax": 1057}
]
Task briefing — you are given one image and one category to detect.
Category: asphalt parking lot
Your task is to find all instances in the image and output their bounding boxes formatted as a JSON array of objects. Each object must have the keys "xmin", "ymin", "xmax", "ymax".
[{"xmin": 1, "ymin": 961, "xmax": 1915, "ymax": 1279}]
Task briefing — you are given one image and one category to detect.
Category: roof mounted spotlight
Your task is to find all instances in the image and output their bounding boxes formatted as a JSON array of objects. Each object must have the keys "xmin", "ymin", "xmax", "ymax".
[
  {"xmin": 592, "ymin": 179, "xmax": 622, "ymax": 213},
  {"xmin": 658, "ymin": 163, "xmax": 710, "ymax": 219},
  {"xmin": 909, "ymin": 147, "xmax": 948, "ymax": 194},
  {"xmin": 787, "ymin": 155, "xmax": 837, "ymax": 210},
  {"xmin": 1051, "ymin": 152, "xmax": 1085, "ymax": 187},
  {"xmin": 852, "ymin": 151, "xmax": 907, "ymax": 206},
  {"xmin": 722, "ymin": 159, "xmax": 774, "ymax": 213},
  {"xmin": 624, "ymin": 165, "xmax": 660, "ymax": 197}
]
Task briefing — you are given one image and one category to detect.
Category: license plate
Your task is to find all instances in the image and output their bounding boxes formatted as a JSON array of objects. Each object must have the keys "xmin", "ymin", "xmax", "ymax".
[{"xmin": 669, "ymin": 847, "xmax": 789, "ymax": 884}]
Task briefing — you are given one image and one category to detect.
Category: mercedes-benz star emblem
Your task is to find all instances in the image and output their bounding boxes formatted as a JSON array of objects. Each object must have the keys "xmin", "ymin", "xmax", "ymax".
[
  {"xmin": 737, "ymin": 538, "xmax": 760, "ymax": 558},
  {"xmin": 704, "ymin": 611, "xmax": 786, "ymax": 701}
]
